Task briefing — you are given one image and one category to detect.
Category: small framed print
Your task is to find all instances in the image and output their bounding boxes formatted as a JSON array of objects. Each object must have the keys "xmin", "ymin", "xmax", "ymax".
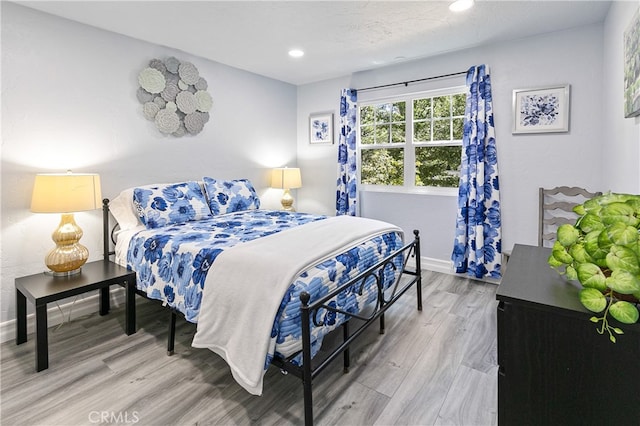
[
  {"xmin": 512, "ymin": 84, "xmax": 570, "ymax": 134},
  {"xmin": 309, "ymin": 112, "xmax": 333, "ymax": 144}
]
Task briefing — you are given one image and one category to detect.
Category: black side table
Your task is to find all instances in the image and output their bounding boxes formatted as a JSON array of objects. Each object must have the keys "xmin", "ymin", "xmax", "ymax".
[{"xmin": 15, "ymin": 259, "xmax": 136, "ymax": 372}]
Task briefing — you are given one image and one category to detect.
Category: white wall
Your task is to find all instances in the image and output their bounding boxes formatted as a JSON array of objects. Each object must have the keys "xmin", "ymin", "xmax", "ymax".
[
  {"xmin": 1, "ymin": 3, "xmax": 297, "ymax": 325},
  {"xmin": 297, "ymin": 23, "xmax": 609, "ymax": 267},
  {"xmin": 602, "ymin": 1, "xmax": 640, "ymax": 193}
]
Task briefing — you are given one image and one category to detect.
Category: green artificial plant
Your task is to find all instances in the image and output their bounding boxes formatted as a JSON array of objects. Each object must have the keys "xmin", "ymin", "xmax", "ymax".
[{"xmin": 548, "ymin": 192, "xmax": 640, "ymax": 342}]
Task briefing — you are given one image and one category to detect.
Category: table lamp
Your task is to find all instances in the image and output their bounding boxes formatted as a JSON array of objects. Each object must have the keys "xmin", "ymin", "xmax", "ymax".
[
  {"xmin": 30, "ymin": 172, "xmax": 102, "ymax": 276},
  {"xmin": 271, "ymin": 167, "xmax": 302, "ymax": 211}
]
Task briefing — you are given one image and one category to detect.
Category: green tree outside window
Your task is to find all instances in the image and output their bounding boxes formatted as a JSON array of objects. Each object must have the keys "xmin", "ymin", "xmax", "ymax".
[{"xmin": 359, "ymin": 90, "xmax": 465, "ymax": 189}]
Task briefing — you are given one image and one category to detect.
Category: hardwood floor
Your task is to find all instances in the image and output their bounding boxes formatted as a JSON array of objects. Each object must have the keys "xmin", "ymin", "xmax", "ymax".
[{"xmin": 0, "ymin": 271, "xmax": 498, "ymax": 425}]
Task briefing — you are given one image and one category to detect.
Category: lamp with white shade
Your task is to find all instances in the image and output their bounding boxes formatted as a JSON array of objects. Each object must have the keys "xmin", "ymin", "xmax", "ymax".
[
  {"xmin": 271, "ymin": 167, "xmax": 302, "ymax": 211},
  {"xmin": 30, "ymin": 172, "xmax": 102, "ymax": 276}
]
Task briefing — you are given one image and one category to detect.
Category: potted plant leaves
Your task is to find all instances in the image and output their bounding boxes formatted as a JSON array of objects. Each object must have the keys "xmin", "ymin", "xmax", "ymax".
[{"xmin": 548, "ymin": 192, "xmax": 640, "ymax": 342}]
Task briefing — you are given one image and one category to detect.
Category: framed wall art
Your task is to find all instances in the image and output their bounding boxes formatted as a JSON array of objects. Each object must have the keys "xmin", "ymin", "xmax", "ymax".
[
  {"xmin": 309, "ymin": 112, "xmax": 333, "ymax": 144},
  {"xmin": 624, "ymin": 7, "xmax": 640, "ymax": 118},
  {"xmin": 512, "ymin": 84, "xmax": 570, "ymax": 134}
]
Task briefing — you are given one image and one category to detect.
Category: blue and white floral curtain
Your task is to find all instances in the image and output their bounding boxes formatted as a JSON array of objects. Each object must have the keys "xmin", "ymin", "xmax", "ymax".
[
  {"xmin": 336, "ymin": 88, "xmax": 358, "ymax": 216},
  {"xmin": 452, "ymin": 65, "xmax": 502, "ymax": 279}
]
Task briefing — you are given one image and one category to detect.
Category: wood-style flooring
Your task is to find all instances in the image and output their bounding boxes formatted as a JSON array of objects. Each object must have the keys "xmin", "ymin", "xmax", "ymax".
[{"xmin": 0, "ymin": 271, "xmax": 498, "ymax": 425}]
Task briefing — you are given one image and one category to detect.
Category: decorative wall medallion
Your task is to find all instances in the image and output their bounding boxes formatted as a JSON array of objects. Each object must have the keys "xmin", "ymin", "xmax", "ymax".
[{"xmin": 137, "ymin": 57, "xmax": 212, "ymax": 136}]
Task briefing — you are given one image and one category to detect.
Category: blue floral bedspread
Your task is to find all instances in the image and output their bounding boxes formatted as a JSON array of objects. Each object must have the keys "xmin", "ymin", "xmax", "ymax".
[
  {"xmin": 125, "ymin": 209, "xmax": 403, "ymax": 364},
  {"xmin": 126, "ymin": 209, "xmax": 324, "ymax": 321}
]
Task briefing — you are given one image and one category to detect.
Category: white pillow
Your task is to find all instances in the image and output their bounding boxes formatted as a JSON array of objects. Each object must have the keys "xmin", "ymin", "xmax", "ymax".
[{"xmin": 109, "ymin": 188, "xmax": 141, "ymax": 231}]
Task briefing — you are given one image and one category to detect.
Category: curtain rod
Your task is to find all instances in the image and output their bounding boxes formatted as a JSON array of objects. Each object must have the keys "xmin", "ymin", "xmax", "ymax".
[{"xmin": 356, "ymin": 70, "xmax": 467, "ymax": 92}]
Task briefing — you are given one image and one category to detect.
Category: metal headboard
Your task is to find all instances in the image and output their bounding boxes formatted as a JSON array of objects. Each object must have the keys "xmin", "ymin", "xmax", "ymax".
[{"xmin": 102, "ymin": 198, "xmax": 119, "ymax": 261}]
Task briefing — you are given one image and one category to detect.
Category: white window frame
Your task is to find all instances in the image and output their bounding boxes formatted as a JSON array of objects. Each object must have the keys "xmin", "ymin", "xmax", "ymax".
[{"xmin": 357, "ymin": 85, "xmax": 466, "ymax": 196}]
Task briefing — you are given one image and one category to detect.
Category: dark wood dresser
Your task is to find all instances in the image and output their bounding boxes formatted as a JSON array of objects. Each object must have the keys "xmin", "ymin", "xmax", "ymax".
[{"xmin": 496, "ymin": 244, "xmax": 640, "ymax": 425}]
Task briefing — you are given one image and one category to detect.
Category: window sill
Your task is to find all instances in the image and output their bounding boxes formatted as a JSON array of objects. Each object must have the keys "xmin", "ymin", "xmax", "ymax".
[{"xmin": 360, "ymin": 185, "xmax": 458, "ymax": 197}]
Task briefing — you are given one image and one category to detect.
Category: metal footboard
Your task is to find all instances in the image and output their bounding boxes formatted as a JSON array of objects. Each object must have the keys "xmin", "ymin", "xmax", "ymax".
[{"xmin": 272, "ymin": 230, "xmax": 422, "ymax": 425}]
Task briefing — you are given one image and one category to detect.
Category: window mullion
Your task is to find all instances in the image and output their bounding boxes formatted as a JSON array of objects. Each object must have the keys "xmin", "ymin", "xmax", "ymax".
[
  {"xmin": 405, "ymin": 101, "xmax": 414, "ymax": 188},
  {"xmin": 449, "ymin": 95, "xmax": 454, "ymax": 140}
]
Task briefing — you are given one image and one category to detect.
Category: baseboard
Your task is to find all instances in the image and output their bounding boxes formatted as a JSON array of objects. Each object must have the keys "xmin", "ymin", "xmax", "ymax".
[
  {"xmin": 419, "ymin": 256, "xmax": 454, "ymax": 274},
  {"xmin": 0, "ymin": 287, "xmax": 126, "ymax": 344},
  {"xmin": 416, "ymin": 256, "xmax": 500, "ymax": 284},
  {"xmin": 404, "ymin": 255, "xmax": 454, "ymax": 275}
]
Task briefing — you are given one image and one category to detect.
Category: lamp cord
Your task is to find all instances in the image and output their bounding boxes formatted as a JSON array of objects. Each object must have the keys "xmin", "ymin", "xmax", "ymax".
[{"xmin": 53, "ymin": 296, "xmax": 80, "ymax": 331}]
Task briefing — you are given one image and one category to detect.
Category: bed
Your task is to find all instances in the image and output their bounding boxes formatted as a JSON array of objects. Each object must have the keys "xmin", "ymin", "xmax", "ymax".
[{"xmin": 103, "ymin": 178, "xmax": 422, "ymax": 425}]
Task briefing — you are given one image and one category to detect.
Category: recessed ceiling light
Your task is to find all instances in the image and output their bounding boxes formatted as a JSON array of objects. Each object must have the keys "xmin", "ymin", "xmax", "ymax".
[
  {"xmin": 449, "ymin": 0, "xmax": 474, "ymax": 12},
  {"xmin": 288, "ymin": 49, "xmax": 304, "ymax": 58}
]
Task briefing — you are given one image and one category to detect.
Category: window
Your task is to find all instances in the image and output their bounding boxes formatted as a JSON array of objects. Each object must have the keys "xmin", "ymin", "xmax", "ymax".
[{"xmin": 358, "ymin": 87, "xmax": 466, "ymax": 190}]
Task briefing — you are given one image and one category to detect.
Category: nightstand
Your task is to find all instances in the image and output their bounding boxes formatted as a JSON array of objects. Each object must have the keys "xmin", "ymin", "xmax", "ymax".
[{"xmin": 15, "ymin": 259, "xmax": 136, "ymax": 372}]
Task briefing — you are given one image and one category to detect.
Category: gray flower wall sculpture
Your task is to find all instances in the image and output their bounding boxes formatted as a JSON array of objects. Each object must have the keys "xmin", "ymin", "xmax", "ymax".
[{"xmin": 137, "ymin": 57, "xmax": 212, "ymax": 136}]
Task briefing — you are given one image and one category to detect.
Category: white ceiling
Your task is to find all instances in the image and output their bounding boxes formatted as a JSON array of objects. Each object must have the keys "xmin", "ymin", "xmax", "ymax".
[{"xmin": 17, "ymin": 0, "xmax": 613, "ymax": 85}]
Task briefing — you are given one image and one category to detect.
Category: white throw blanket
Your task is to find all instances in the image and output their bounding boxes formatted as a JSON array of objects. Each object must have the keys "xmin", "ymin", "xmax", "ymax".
[{"xmin": 191, "ymin": 215, "xmax": 401, "ymax": 395}]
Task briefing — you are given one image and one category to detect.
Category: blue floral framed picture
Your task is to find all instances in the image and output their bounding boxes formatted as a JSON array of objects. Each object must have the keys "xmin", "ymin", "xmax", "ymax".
[
  {"xmin": 309, "ymin": 112, "xmax": 333, "ymax": 144},
  {"xmin": 512, "ymin": 84, "xmax": 570, "ymax": 134}
]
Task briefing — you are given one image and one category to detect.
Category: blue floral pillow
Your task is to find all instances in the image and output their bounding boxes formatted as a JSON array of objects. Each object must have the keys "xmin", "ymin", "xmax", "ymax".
[
  {"xmin": 133, "ymin": 181, "xmax": 212, "ymax": 229},
  {"xmin": 202, "ymin": 177, "xmax": 260, "ymax": 215}
]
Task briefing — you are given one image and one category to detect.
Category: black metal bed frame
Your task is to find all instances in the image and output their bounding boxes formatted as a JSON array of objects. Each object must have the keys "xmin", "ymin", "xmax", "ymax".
[{"xmin": 102, "ymin": 199, "xmax": 423, "ymax": 425}]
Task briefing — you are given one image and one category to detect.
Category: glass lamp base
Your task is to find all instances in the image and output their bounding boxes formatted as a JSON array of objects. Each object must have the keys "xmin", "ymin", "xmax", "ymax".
[
  {"xmin": 45, "ymin": 268, "xmax": 82, "ymax": 277},
  {"xmin": 44, "ymin": 213, "xmax": 89, "ymax": 275},
  {"xmin": 281, "ymin": 189, "xmax": 296, "ymax": 212}
]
